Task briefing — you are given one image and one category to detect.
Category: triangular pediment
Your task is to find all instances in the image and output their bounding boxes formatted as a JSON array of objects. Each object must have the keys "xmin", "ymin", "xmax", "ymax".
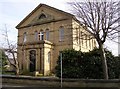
[
  {"xmin": 16, "ymin": 4, "xmax": 74, "ymax": 29},
  {"xmin": 28, "ymin": 12, "xmax": 54, "ymax": 26}
]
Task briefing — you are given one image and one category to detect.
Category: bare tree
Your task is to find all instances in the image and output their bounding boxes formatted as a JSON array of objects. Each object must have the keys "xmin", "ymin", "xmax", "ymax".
[
  {"xmin": 2, "ymin": 25, "xmax": 19, "ymax": 75},
  {"xmin": 69, "ymin": 1, "xmax": 120, "ymax": 79},
  {"xmin": 118, "ymin": 1, "xmax": 120, "ymax": 56}
]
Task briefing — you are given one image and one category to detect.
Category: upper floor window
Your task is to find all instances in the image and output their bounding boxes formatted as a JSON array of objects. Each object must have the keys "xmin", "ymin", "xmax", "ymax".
[
  {"xmin": 34, "ymin": 31, "xmax": 38, "ymax": 41},
  {"xmin": 39, "ymin": 13, "xmax": 46, "ymax": 19},
  {"xmin": 81, "ymin": 31, "xmax": 83, "ymax": 46},
  {"xmin": 92, "ymin": 39, "xmax": 94, "ymax": 48},
  {"xmin": 39, "ymin": 30, "xmax": 44, "ymax": 40},
  {"xmin": 85, "ymin": 34, "xmax": 87, "ymax": 48},
  {"xmin": 89, "ymin": 36, "xmax": 91, "ymax": 49},
  {"xmin": 59, "ymin": 26, "xmax": 64, "ymax": 41},
  {"xmin": 46, "ymin": 29, "xmax": 49, "ymax": 41},
  {"xmin": 23, "ymin": 32, "xmax": 27, "ymax": 42}
]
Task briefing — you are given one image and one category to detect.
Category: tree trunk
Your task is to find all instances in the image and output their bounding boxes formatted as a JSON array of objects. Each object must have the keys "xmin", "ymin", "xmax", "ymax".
[
  {"xmin": 11, "ymin": 51, "xmax": 19, "ymax": 76},
  {"xmin": 15, "ymin": 65, "xmax": 19, "ymax": 76},
  {"xmin": 99, "ymin": 43, "xmax": 108, "ymax": 79}
]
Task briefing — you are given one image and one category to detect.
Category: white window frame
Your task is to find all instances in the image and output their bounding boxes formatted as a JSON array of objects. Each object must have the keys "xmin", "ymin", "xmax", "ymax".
[{"xmin": 39, "ymin": 31, "xmax": 44, "ymax": 40}]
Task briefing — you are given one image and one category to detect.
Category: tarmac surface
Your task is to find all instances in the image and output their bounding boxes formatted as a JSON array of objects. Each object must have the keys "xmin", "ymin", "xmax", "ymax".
[
  {"xmin": 2, "ymin": 83, "xmax": 119, "ymax": 89},
  {"xmin": 1, "ymin": 75, "xmax": 119, "ymax": 89}
]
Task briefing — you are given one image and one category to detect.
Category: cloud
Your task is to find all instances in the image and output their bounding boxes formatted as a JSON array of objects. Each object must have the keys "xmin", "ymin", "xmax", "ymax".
[{"xmin": 0, "ymin": 0, "xmax": 39, "ymax": 3}]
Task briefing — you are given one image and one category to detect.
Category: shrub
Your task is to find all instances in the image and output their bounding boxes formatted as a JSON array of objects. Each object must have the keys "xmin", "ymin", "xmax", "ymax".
[
  {"xmin": 55, "ymin": 48, "xmax": 120, "ymax": 79},
  {"xmin": 0, "ymin": 49, "xmax": 8, "ymax": 74},
  {"xmin": 55, "ymin": 49, "xmax": 83, "ymax": 78}
]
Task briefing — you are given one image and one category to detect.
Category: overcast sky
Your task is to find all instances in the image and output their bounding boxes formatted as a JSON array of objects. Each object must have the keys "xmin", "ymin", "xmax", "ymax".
[{"xmin": 0, "ymin": 0, "xmax": 118, "ymax": 56}]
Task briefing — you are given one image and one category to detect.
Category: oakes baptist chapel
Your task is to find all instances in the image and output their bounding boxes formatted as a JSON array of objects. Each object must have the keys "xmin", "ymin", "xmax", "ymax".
[{"xmin": 16, "ymin": 4, "xmax": 96, "ymax": 75}]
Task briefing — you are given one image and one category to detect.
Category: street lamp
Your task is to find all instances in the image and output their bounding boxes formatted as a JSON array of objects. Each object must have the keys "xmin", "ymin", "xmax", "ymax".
[{"xmin": 60, "ymin": 52, "xmax": 62, "ymax": 88}]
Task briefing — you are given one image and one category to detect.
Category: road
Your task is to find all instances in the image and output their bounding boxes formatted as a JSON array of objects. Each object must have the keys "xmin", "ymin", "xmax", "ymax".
[{"xmin": 2, "ymin": 83, "xmax": 118, "ymax": 89}]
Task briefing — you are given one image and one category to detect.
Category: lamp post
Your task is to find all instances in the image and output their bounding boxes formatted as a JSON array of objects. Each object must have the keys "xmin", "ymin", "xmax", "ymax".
[
  {"xmin": 0, "ymin": 50, "xmax": 2, "ymax": 88},
  {"xmin": 60, "ymin": 52, "xmax": 62, "ymax": 88}
]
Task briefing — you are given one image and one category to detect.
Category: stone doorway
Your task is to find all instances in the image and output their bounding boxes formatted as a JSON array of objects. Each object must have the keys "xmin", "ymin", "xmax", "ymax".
[{"xmin": 29, "ymin": 50, "xmax": 36, "ymax": 72}]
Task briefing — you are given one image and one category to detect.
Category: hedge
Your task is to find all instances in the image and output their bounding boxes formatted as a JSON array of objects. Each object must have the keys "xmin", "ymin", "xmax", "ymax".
[{"xmin": 55, "ymin": 48, "xmax": 120, "ymax": 79}]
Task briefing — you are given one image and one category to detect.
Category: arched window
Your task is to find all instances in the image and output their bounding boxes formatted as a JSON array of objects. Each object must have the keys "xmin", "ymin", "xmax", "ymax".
[
  {"xmin": 81, "ymin": 31, "xmax": 83, "ymax": 46},
  {"xmin": 34, "ymin": 31, "xmax": 38, "ymax": 41},
  {"xmin": 39, "ymin": 30, "xmax": 44, "ymax": 40},
  {"xmin": 59, "ymin": 26, "xmax": 64, "ymax": 41},
  {"xmin": 85, "ymin": 34, "xmax": 87, "ymax": 48},
  {"xmin": 46, "ymin": 29, "xmax": 49, "ymax": 41},
  {"xmin": 29, "ymin": 50, "xmax": 36, "ymax": 72},
  {"xmin": 48, "ymin": 51, "xmax": 51, "ymax": 63},
  {"xmin": 23, "ymin": 32, "xmax": 27, "ymax": 42},
  {"xmin": 39, "ymin": 14, "xmax": 46, "ymax": 19}
]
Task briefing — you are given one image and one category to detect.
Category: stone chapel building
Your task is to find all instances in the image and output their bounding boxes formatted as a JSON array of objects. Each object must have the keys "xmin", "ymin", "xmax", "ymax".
[{"xmin": 16, "ymin": 4, "xmax": 96, "ymax": 75}]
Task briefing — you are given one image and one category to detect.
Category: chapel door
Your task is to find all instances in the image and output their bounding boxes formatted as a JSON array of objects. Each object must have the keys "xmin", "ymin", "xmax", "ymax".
[{"xmin": 29, "ymin": 50, "xmax": 36, "ymax": 72}]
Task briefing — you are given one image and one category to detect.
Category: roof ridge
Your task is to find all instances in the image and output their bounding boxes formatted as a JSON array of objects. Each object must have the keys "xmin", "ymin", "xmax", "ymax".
[
  {"xmin": 16, "ymin": 3, "xmax": 75, "ymax": 29},
  {"xmin": 40, "ymin": 3, "xmax": 74, "ymax": 16}
]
